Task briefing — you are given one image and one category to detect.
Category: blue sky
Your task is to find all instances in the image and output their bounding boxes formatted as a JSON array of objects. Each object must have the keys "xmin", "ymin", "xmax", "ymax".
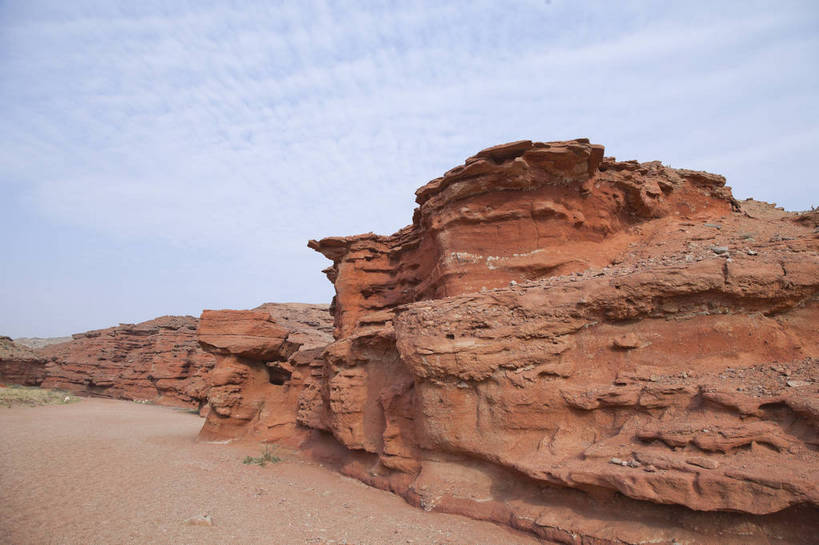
[{"xmin": 1, "ymin": 1, "xmax": 818, "ymax": 337}]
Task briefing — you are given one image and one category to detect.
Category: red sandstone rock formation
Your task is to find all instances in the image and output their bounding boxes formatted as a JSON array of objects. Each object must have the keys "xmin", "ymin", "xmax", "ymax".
[
  {"xmin": 197, "ymin": 303, "xmax": 332, "ymax": 443},
  {"xmin": 306, "ymin": 140, "xmax": 819, "ymax": 544},
  {"xmin": 2, "ymin": 304, "xmax": 333, "ymax": 419},
  {"xmin": 38, "ymin": 316, "xmax": 216, "ymax": 408},
  {"xmin": 309, "ymin": 139, "xmax": 736, "ymax": 339},
  {"xmin": 0, "ymin": 337, "xmax": 47, "ymax": 386}
]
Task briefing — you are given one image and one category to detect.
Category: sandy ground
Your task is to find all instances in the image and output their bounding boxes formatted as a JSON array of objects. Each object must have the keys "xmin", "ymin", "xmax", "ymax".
[{"xmin": 0, "ymin": 398, "xmax": 543, "ymax": 545}]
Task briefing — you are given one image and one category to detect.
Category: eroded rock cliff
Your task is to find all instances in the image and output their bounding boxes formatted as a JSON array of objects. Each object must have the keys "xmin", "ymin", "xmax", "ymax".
[
  {"xmin": 38, "ymin": 316, "xmax": 216, "ymax": 408},
  {"xmin": 306, "ymin": 140, "xmax": 819, "ymax": 544},
  {"xmin": 0, "ymin": 336, "xmax": 47, "ymax": 386},
  {"xmin": 197, "ymin": 303, "xmax": 333, "ymax": 443},
  {"xmin": 3, "ymin": 304, "xmax": 334, "ymax": 416}
]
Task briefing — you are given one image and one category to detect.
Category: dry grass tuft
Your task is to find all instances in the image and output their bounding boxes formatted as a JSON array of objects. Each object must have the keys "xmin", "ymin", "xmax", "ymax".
[{"xmin": 0, "ymin": 384, "xmax": 80, "ymax": 408}]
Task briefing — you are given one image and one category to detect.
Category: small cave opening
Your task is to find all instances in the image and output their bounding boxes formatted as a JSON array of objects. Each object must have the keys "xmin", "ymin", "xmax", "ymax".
[
  {"xmin": 85, "ymin": 379, "xmax": 112, "ymax": 395},
  {"xmin": 446, "ymin": 333, "xmax": 455, "ymax": 340},
  {"xmin": 265, "ymin": 363, "xmax": 292, "ymax": 386}
]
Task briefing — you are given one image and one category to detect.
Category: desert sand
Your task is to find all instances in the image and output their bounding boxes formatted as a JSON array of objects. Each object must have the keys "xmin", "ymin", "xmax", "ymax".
[{"xmin": 0, "ymin": 398, "xmax": 542, "ymax": 545}]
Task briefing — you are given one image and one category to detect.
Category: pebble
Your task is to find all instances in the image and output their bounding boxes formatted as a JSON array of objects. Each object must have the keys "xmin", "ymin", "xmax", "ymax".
[
  {"xmin": 710, "ymin": 246, "xmax": 730, "ymax": 255},
  {"xmin": 184, "ymin": 514, "xmax": 214, "ymax": 527},
  {"xmin": 609, "ymin": 457, "xmax": 637, "ymax": 467},
  {"xmin": 786, "ymin": 380, "xmax": 810, "ymax": 388}
]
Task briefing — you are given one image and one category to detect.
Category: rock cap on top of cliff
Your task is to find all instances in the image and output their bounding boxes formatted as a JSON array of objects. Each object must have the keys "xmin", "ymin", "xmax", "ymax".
[
  {"xmin": 198, "ymin": 309, "xmax": 294, "ymax": 360},
  {"xmin": 414, "ymin": 138, "xmax": 607, "ymax": 206}
]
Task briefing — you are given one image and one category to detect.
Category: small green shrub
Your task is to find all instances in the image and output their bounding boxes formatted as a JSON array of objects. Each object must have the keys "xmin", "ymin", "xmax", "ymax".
[{"xmin": 242, "ymin": 445, "xmax": 281, "ymax": 466}]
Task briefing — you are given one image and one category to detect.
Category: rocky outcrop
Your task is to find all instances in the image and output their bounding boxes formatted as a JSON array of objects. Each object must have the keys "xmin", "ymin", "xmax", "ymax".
[
  {"xmin": 309, "ymin": 139, "xmax": 736, "ymax": 339},
  {"xmin": 3, "ymin": 304, "xmax": 334, "ymax": 418},
  {"xmin": 38, "ymin": 316, "xmax": 216, "ymax": 408},
  {"xmin": 197, "ymin": 303, "xmax": 333, "ymax": 443},
  {"xmin": 0, "ymin": 337, "xmax": 47, "ymax": 386},
  {"xmin": 306, "ymin": 140, "xmax": 819, "ymax": 544}
]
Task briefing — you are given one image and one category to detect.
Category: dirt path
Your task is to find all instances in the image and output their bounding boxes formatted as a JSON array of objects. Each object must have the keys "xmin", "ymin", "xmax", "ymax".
[{"xmin": 0, "ymin": 398, "xmax": 543, "ymax": 545}]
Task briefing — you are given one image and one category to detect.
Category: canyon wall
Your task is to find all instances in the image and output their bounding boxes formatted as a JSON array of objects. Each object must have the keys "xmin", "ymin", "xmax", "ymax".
[
  {"xmin": 27, "ymin": 304, "xmax": 332, "ymax": 412},
  {"xmin": 37, "ymin": 316, "xmax": 216, "ymax": 408},
  {"xmin": 1, "ymin": 304, "xmax": 333, "ymax": 416},
  {"xmin": 305, "ymin": 140, "xmax": 819, "ymax": 544},
  {"xmin": 2, "ymin": 138, "xmax": 816, "ymax": 543},
  {"xmin": 0, "ymin": 337, "xmax": 47, "ymax": 386}
]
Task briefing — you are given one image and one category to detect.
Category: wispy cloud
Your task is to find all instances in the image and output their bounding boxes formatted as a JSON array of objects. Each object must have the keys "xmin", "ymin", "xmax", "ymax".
[{"xmin": 1, "ymin": 0, "xmax": 818, "ymax": 335}]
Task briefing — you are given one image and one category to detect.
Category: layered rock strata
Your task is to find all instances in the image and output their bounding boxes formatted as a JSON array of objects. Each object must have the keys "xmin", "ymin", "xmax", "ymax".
[
  {"xmin": 38, "ymin": 316, "xmax": 216, "ymax": 408},
  {"xmin": 0, "ymin": 337, "xmax": 47, "ymax": 386},
  {"xmin": 307, "ymin": 140, "xmax": 819, "ymax": 544},
  {"xmin": 197, "ymin": 303, "xmax": 333, "ymax": 442},
  {"xmin": 2, "ymin": 304, "xmax": 333, "ymax": 417}
]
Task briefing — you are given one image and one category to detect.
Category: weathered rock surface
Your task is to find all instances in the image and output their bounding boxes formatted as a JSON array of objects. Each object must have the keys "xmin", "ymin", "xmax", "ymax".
[
  {"xmin": 2, "ymin": 304, "xmax": 334, "ymax": 419},
  {"xmin": 309, "ymin": 139, "xmax": 735, "ymax": 339},
  {"xmin": 197, "ymin": 303, "xmax": 333, "ymax": 443},
  {"xmin": 0, "ymin": 336, "xmax": 47, "ymax": 386},
  {"xmin": 38, "ymin": 316, "xmax": 216, "ymax": 407},
  {"xmin": 305, "ymin": 140, "xmax": 819, "ymax": 544}
]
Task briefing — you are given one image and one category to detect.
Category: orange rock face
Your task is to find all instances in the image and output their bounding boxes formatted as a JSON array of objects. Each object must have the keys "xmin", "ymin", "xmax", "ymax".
[
  {"xmin": 37, "ymin": 316, "xmax": 216, "ymax": 407},
  {"xmin": 197, "ymin": 303, "xmax": 333, "ymax": 443},
  {"xmin": 2, "ymin": 303, "xmax": 334, "ymax": 426},
  {"xmin": 307, "ymin": 140, "xmax": 819, "ymax": 543},
  {"xmin": 309, "ymin": 139, "xmax": 735, "ymax": 339}
]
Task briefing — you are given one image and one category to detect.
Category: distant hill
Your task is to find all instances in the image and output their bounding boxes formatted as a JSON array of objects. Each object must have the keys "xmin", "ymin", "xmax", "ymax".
[{"xmin": 13, "ymin": 336, "xmax": 72, "ymax": 349}]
